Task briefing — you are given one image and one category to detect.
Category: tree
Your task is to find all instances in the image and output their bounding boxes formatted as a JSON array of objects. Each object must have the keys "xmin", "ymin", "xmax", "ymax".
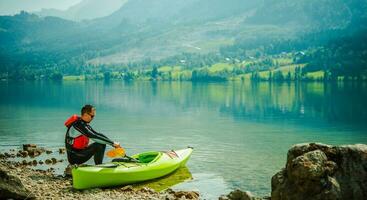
[{"xmin": 151, "ymin": 67, "xmax": 158, "ymax": 80}]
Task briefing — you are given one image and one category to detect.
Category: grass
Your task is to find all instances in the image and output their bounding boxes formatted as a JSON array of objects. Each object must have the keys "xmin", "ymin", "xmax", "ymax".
[
  {"xmin": 273, "ymin": 58, "xmax": 293, "ymax": 66},
  {"xmin": 209, "ymin": 63, "xmax": 234, "ymax": 73},
  {"xmin": 306, "ymin": 71, "xmax": 324, "ymax": 80},
  {"xmin": 63, "ymin": 75, "xmax": 85, "ymax": 81}
]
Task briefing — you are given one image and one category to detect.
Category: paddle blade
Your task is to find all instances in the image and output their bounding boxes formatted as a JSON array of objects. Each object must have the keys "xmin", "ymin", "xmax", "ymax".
[{"xmin": 106, "ymin": 147, "xmax": 125, "ymax": 158}]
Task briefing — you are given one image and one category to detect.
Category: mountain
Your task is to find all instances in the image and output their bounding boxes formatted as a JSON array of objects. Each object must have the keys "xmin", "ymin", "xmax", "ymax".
[
  {"xmin": 246, "ymin": 0, "xmax": 367, "ymax": 31},
  {"xmin": 1, "ymin": 0, "xmax": 366, "ymax": 71},
  {"xmin": 36, "ymin": 0, "xmax": 128, "ymax": 21}
]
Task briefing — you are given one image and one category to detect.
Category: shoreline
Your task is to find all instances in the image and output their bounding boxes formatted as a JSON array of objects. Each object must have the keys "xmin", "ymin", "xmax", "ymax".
[
  {"xmin": 0, "ymin": 146, "xmax": 199, "ymax": 200},
  {"xmin": 2, "ymin": 143, "xmax": 366, "ymax": 200}
]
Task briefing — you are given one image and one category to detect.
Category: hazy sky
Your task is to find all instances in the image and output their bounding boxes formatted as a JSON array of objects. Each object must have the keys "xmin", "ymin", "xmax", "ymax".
[{"xmin": 0, "ymin": 0, "xmax": 82, "ymax": 15}]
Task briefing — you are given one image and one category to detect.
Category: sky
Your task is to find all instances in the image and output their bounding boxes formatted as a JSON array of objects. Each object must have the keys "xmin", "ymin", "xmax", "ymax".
[{"xmin": 0, "ymin": 0, "xmax": 82, "ymax": 15}]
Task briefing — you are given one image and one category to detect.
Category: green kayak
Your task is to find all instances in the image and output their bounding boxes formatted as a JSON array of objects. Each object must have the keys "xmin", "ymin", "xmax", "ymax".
[{"xmin": 72, "ymin": 147, "xmax": 193, "ymax": 189}]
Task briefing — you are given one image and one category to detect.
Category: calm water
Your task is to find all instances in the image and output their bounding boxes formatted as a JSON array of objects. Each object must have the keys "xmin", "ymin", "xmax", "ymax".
[{"xmin": 0, "ymin": 81, "xmax": 367, "ymax": 199}]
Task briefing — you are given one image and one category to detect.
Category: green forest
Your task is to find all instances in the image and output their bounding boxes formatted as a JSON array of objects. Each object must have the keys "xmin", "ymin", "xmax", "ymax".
[{"xmin": 0, "ymin": 0, "xmax": 366, "ymax": 82}]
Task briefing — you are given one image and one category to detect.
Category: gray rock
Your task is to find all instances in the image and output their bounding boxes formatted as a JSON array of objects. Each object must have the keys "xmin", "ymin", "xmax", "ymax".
[
  {"xmin": 0, "ymin": 166, "xmax": 35, "ymax": 199},
  {"xmin": 272, "ymin": 143, "xmax": 367, "ymax": 200},
  {"xmin": 219, "ymin": 189, "xmax": 261, "ymax": 200}
]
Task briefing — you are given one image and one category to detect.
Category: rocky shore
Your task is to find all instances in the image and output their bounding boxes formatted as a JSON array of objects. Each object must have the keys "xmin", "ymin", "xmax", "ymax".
[
  {"xmin": 1, "ymin": 143, "xmax": 366, "ymax": 200},
  {"xmin": 0, "ymin": 144, "xmax": 199, "ymax": 200}
]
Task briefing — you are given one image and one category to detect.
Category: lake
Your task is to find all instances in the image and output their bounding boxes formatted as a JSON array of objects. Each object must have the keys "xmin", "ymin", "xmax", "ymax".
[{"xmin": 0, "ymin": 80, "xmax": 366, "ymax": 199}]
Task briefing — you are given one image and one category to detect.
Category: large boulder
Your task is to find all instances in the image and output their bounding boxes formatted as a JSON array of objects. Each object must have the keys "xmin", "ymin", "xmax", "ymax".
[
  {"xmin": 0, "ymin": 166, "xmax": 35, "ymax": 199},
  {"xmin": 272, "ymin": 143, "xmax": 367, "ymax": 200}
]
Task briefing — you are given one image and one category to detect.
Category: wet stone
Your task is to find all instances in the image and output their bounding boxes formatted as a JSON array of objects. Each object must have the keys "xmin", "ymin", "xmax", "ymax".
[
  {"xmin": 32, "ymin": 160, "xmax": 37, "ymax": 166},
  {"xmin": 59, "ymin": 148, "xmax": 66, "ymax": 154},
  {"xmin": 23, "ymin": 144, "xmax": 37, "ymax": 151}
]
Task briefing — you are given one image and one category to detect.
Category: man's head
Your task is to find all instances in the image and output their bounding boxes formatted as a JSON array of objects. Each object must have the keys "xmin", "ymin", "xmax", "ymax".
[{"xmin": 81, "ymin": 104, "xmax": 96, "ymax": 123}]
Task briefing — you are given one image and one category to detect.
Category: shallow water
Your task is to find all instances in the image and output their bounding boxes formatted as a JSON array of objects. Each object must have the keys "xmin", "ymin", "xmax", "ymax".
[{"xmin": 0, "ymin": 81, "xmax": 366, "ymax": 199}]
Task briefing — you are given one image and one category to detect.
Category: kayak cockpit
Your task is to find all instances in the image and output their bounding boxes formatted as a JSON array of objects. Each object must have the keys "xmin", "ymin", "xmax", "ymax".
[{"xmin": 133, "ymin": 151, "xmax": 162, "ymax": 164}]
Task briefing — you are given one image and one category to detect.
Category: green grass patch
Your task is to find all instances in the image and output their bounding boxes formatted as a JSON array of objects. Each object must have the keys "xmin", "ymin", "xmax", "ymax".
[
  {"xmin": 63, "ymin": 75, "xmax": 85, "ymax": 81},
  {"xmin": 273, "ymin": 58, "xmax": 293, "ymax": 66},
  {"xmin": 274, "ymin": 64, "xmax": 305, "ymax": 73},
  {"xmin": 305, "ymin": 71, "xmax": 324, "ymax": 80},
  {"xmin": 158, "ymin": 66, "xmax": 173, "ymax": 72},
  {"xmin": 209, "ymin": 63, "xmax": 234, "ymax": 73}
]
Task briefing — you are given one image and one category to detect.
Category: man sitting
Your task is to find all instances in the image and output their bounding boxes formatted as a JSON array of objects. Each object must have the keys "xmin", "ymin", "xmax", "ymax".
[{"xmin": 65, "ymin": 104, "xmax": 120, "ymax": 165}]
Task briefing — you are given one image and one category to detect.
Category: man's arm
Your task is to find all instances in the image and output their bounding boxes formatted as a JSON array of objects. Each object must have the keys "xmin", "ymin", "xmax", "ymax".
[{"xmin": 73, "ymin": 121, "xmax": 114, "ymax": 146}]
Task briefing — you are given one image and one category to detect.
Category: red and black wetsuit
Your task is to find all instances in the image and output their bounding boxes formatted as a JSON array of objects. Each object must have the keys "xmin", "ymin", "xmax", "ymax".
[{"xmin": 65, "ymin": 118, "xmax": 114, "ymax": 165}]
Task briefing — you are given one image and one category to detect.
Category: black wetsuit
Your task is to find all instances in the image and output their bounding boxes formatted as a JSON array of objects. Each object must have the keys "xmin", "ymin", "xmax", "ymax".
[{"xmin": 65, "ymin": 118, "xmax": 114, "ymax": 165}]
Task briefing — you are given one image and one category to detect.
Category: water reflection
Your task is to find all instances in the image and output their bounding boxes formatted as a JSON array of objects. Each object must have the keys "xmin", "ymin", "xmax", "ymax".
[{"xmin": 133, "ymin": 167, "xmax": 192, "ymax": 191}]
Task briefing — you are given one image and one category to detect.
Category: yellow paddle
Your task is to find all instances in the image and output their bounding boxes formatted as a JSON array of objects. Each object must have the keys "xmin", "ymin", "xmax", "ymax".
[{"xmin": 106, "ymin": 147, "xmax": 126, "ymax": 158}]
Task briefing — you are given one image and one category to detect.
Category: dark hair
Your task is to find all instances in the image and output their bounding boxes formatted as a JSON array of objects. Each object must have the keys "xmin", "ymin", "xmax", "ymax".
[{"xmin": 81, "ymin": 104, "xmax": 94, "ymax": 115}]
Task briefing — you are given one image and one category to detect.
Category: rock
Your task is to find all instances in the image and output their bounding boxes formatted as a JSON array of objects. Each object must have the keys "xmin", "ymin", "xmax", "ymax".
[
  {"xmin": 22, "ymin": 160, "xmax": 27, "ymax": 166},
  {"xmin": 271, "ymin": 143, "xmax": 367, "ymax": 200},
  {"xmin": 20, "ymin": 151, "xmax": 28, "ymax": 157},
  {"xmin": 0, "ymin": 153, "xmax": 4, "ymax": 159},
  {"xmin": 164, "ymin": 188, "xmax": 175, "ymax": 194},
  {"xmin": 121, "ymin": 185, "xmax": 133, "ymax": 191},
  {"xmin": 32, "ymin": 160, "xmax": 37, "ymax": 166},
  {"xmin": 51, "ymin": 158, "xmax": 57, "ymax": 164},
  {"xmin": 59, "ymin": 148, "xmax": 66, "ymax": 154},
  {"xmin": 0, "ymin": 166, "xmax": 36, "ymax": 199},
  {"xmin": 64, "ymin": 165, "xmax": 73, "ymax": 177},
  {"xmin": 46, "ymin": 150, "xmax": 53, "ymax": 154},
  {"xmin": 39, "ymin": 160, "xmax": 44, "ymax": 165},
  {"xmin": 4, "ymin": 152, "xmax": 11, "ymax": 158},
  {"xmin": 45, "ymin": 159, "xmax": 52, "ymax": 164},
  {"xmin": 174, "ymin": 191, "xmax": 200, "ymax": 199},
  {"xmin": 28, "ymin": 148, "xmax": 46, "ymax": 158},
  {"xmin": 220, "ymin": 189, "xmax": 258, "ymax": 200},
  {"xmin": 139, "ymin": 187, "xmax": 155, "ymax": 194},
  {"xmin": 22, "ymin": 144, "xmax": 37, "ymax": 151}
]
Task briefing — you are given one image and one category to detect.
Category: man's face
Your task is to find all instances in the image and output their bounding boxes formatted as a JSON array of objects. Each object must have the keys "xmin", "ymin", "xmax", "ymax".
[{"xmin": 85, "ymin": 108, "xmax": 96, "ymax": 123}]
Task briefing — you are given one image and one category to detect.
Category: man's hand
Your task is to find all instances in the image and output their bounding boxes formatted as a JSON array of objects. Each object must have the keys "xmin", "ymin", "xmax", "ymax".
[{"xmin": 113, "ymin": 142, "xmax": 121, "ymax": 149}]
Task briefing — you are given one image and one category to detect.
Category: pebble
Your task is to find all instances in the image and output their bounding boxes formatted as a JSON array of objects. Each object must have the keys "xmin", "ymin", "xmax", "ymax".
[
  {"xmin": 20, "ymin": 151, "xmax": 28, "ymax": 157},
  {"xmin": 32, "ymin": 160, "xmax": 38, "ymax": 166},
  {"xmin": 59, "ymin": 148, "xmax": 66, "ymax": 154}
]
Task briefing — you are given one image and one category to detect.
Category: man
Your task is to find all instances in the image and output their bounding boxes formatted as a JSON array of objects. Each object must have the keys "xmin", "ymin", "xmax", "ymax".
[{"xmin": 65, "ymin": 104, "xmax": 120, "ymax": 165}]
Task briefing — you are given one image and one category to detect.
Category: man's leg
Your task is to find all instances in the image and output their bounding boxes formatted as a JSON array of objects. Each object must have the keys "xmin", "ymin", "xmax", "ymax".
[
  {"xmin": 92, "ymin": 143, "xmax": 106, "ymax": 165},
  {"xmin": 67, "ymin": 143, "xmax": 106, "ymax": 165}
]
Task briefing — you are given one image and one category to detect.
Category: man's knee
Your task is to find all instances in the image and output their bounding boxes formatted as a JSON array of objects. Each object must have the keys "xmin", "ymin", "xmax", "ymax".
[{"xmin": 94, "ymin": 143, "xmax": 106, "ymax": 150}]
